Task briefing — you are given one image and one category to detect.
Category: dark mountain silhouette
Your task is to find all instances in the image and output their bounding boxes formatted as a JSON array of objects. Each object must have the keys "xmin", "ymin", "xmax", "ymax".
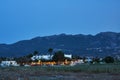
[{"xmin": 0, "ymin": 32, "xmax": 120, "ymax": 57}]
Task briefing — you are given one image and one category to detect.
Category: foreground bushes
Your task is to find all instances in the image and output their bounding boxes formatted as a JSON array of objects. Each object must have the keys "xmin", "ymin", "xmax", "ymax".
[{"xmin": 1, "ymin": 63, "xmax": 120, "ymax": 73}]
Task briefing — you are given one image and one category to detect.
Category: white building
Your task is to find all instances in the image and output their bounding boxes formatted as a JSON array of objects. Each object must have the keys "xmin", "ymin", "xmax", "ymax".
[
  {"xmin": 31, "ymin": 55, "xmax": 52, "ymax": 60},
  {"xmin": 0, "ymin": 61, "xmax": 19, "ymax": 67},
  {"xmin": 31, "ymin": 54, "xmax": 72, "ymax": 61},
  {"xmin": 64, "ymin": 54, "xmax": 72, "ymax": 59},
  {"xmin": 70, "ymin": 59, "xmax": 84, "ymax": 66}
]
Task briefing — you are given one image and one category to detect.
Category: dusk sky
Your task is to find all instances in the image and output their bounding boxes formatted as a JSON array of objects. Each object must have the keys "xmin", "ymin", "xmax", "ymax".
[{"xmin": 0, "ymin": 0, "xmax": 120, "ymax": 44}]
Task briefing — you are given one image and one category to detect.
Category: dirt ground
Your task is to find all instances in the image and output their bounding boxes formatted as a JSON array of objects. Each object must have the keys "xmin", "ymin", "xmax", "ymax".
[{"xmin": 0, "ymin": 70, "xmax": 120, "ymax": 80}]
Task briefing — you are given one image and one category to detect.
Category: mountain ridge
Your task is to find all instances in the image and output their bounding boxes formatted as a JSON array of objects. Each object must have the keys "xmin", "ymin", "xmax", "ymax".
[{"xmin": 0, "ymin": 32, "xmax": 120, "ymax": 57}]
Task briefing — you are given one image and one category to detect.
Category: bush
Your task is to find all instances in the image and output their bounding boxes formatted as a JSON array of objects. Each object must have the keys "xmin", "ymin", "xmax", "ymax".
[
  {"xmin": 52, "ymin": 51, "xmax": 65, "ymax": 62},
  {"xmin": 104, "ymin": 56, "xmax": 114, "ymax": 63}
]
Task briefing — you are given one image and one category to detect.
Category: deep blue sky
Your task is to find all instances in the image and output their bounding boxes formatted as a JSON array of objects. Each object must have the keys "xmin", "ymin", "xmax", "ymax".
[{"xmin": 0, "ymin": 0, "xmax": 120, "ymax": 44}]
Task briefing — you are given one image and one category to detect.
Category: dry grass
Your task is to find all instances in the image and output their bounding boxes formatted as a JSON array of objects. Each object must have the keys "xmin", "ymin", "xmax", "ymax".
[{"xmin": 0, "ymin": 63, "xmax": 120, "ymax": 80}]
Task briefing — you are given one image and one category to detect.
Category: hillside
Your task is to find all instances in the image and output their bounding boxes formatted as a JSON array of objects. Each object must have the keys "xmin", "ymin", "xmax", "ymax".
[{"xmin": 0, "ymin": 32, "xmax": 120, "ymax": 57}]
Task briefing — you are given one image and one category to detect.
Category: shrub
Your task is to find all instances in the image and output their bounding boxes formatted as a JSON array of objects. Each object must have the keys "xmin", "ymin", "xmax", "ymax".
[{"xmin": 104, "ymin": 56, "xmax": 114, "ymax": 63}]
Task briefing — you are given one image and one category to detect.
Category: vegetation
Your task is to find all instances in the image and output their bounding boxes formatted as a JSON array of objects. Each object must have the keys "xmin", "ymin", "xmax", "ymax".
[
  {"xmin": 33, "ymin": 51, "xmax": 39, "ymax": 55},
  {"xmin": 42, "ymin": 64, "xmax": 120, "ymax": 73},
  {"xmin": 48, "ymin": 48, "xmax": 53, "ymax": 60},
  {"xmin": 103, "ymin": 56, "xmax": 114, "ymax": 63},
  {"xmin": 0, "ymin": 63, "xmax": 120, "ymax": 80},
  {"xmin": 0, "ymin": 49, "xmax": 120, "ymax": 80},
  {"xmin": 48, "ymin": 48, "xmax": 53, "ymax": 54},
  {"xmin": 52, "ymin": 51, "xmax": 65, "ymax": 62},
  {"xmin": 0, "ymin": 63, "xmax": 120, "ymax": 73}
]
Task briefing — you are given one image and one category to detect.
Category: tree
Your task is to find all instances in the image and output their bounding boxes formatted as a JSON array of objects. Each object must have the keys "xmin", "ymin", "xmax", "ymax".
[
  {"xmin": 48, "ymin": 48, "xmax": 53, "ymax": 53},
  {"xmin": 26, "ymin": 53, "xmax": 33, "ymax": 58},
  {"xmin": 93, "ymin": 57, "xmax": 100, "ymax": 63},
  {"xmin": 48, "ymin": 48, "xmax": 53, "ymax": 60},
  {"xmin": 52, "ymin": 51, "xmax": 65, "ymax": 62},
  {"xmin": 33, "ymin": 51, "xmax": 39, "ymax": 55},
  {"xmin": 104, "ymin": 56, "xmax": 114, "ymax": 63}
]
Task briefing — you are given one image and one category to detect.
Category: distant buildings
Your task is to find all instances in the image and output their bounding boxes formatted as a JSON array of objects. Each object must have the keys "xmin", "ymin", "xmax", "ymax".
[
  {"xmin": 31, "ymin": 54, "xmax": 72, "ymax": 61},
  {"xmin": 0, "ymin": 61, "xmax": 19, "ymax": 67},
  {"xmin": 84, "ymin": 57, "xmax": 92, "ymax": 63},
  {"xmin": 31, "ymin": 55, "xmax": 51, "ymax": 61},
  {"xmin": 0, "ymin": 53, "xmax": 107, "ymax": 67}
]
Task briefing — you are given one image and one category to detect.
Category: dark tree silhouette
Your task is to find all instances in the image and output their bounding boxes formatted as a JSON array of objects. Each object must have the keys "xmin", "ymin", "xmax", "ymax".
[
  {"xmin": 48, "ymin": 48, "xmax": 53, "ymax": 60},
  {"xmin": 52, "ymin": 51, "xmax": 65, "ymax": 62},
  {"xmin": 33, "ymin": 51, "xmax": 39, "ymax": 55},
  {"xmin": 26, "ymin": 53, "xmax": 33, "ymax": 58},
  {"xmin": 104, "ymin": 56, "xmax": 114, "ymax": 63}
]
